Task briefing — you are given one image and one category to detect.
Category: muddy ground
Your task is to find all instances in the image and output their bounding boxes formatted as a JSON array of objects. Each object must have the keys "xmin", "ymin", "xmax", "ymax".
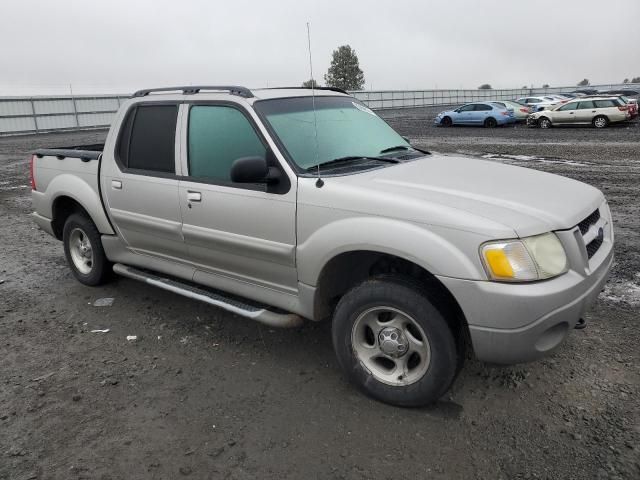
[{"xmin": 1, "ymin": 111, "xmax": 638, "ymax": 480}]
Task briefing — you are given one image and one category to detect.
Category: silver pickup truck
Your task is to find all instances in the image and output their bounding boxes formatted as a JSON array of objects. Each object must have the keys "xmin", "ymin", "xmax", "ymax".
[{"xmin": 30, "ymin": 86, "xmax": 613, "ymax": 406}]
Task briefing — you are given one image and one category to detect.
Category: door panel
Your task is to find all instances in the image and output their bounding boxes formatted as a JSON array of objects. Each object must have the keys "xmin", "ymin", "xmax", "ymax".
[
  {"xmin": 101, "ymin": 103, "xmax": 185, "ymax": 259},
  {"xmin": 179, "ymin": 184, "xmax": 297, "ymax": 291},
  {"xmin": 178, "ymin": 103, "xmax": 298, "ymax": 293},
  {"xmin": 574, "ymin": 101, "xmax": 597, "ymax": 123}
]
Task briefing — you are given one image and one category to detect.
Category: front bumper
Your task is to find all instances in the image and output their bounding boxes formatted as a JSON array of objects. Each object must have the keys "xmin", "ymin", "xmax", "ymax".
[{"xmin": 438, "ymin": 206, "xmax": 614, "ymax": 364}]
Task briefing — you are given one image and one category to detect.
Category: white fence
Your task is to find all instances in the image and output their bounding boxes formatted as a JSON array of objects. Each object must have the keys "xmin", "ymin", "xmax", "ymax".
[
  {"xmin": 0, "ymin": 95, "xmax": 128, "ymax": 135},
  {"xmin": 0, "ymin": 84, "xmax": 637, "ymax": 135}
]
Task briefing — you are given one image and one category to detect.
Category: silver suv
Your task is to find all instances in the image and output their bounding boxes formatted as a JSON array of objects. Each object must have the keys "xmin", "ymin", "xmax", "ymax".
[{"xmin": 31, "ymin": 86, "xmax": 613, "ymax": 406}]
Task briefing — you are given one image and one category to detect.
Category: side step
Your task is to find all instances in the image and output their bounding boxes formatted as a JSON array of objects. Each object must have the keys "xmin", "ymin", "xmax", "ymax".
[{"xmin": 113, "ymin": 263, "xmax": 304, "ymax": 328}]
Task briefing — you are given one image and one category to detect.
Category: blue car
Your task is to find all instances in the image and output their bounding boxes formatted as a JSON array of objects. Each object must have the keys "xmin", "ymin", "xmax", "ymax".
[{"xmin": 434, "ymin": 102, "xmax": 516, "ymax": 127}]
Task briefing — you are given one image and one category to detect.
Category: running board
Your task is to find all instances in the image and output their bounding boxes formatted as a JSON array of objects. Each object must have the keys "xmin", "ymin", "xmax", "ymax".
[{"xmin": 112, "ymin": 263, "xmax": 304, "ymax": 328}]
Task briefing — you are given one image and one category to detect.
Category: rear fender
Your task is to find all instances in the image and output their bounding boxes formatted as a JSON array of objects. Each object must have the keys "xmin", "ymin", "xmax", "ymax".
[{"xmin": 38, "ymin": 173, "xmax": 114, "ymax": 235}]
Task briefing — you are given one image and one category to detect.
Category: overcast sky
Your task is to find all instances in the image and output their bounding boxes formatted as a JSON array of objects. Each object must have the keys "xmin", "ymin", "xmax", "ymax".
[{"xmin": 1, "ymin": 0, "xmax": 639, "ymax": 95}]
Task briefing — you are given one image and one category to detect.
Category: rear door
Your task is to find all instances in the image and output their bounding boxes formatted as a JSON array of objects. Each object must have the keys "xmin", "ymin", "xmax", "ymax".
[
  {"xmin": 177, "ymin": 103, "xmax": 298, "ymax": 293},
  {"xmin": 472, "ymin": 104, "xmax": 492, "ymax": 123},
  {"xmin": 101, "ymin": 103, "xmax": 185, "ymax": 259},
  {"xmin": 574, "ymin": 100, "xmax": 596, "ymax": 123}
]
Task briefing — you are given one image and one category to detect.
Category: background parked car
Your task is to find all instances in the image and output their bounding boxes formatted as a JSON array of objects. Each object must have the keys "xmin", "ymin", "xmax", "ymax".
[
  {"xmin": 435, "ymin": 102, "xmax": 516, "ymax": 127},
  {"xmin": 491, "ymin": 100, "xmax": 532, "ymax": 121},
  {"xmin": 601, "ymin": 89, "xmax": 639, "ymax": 98},
  {"xmin": 572, "ymin": 89, "xmax": 599, "ymax": 95},
  {"xmin": 527, "ymin": 96, "xmax": 631, "ymax": 128},
  {"xmin": 515, "ymin": 96, "xmax": 560, "ymax": 111}
]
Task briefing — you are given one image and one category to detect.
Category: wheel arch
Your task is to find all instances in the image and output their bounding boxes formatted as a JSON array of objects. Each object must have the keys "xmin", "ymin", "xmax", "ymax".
[
  {"xmin": 313, "ymin": 249, "xmax": 471, "ymax": 354},
  {"xmin": 44, "ymin": 173, "xmax": 115, "ymax": 239},
  {"xmin": 51, "ymin": 194, "xmax": 113, "ymax": 240}
]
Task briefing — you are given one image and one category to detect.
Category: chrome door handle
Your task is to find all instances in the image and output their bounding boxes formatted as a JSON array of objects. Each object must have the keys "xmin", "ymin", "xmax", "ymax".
[
  {"xmin": 187, "ymin": 191, "xmax": 202, "ymax": 202},
  {"xmin": 111, "ymin": 180, "xmax": 122, "ymax": 190}
]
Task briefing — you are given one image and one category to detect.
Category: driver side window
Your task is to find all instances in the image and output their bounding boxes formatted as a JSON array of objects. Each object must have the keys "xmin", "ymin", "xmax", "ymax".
[
  {"xmin": 458, "ymin": 104, "xmax": 475, "ymax": 112},
  {"xmin": 188, "ymin": 106, "xmax": 266, "ymax": 182}
]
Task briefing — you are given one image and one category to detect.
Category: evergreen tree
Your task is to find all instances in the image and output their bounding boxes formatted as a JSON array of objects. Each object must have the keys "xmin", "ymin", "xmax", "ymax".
[{"xmin": 324, "ymin": 45, "xmax": 365, "ymax": 91}]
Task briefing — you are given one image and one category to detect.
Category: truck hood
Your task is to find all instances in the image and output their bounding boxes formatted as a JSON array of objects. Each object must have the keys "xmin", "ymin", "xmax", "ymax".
[{"xmin": 307, "ymin": 154, "xmax": 604, "ymax": 238}]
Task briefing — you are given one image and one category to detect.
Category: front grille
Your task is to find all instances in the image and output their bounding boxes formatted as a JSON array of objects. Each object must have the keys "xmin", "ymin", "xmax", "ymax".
[
  {"xmin": 576, "ymin": 208, "xmax": 604, "ymax": 260},
  {"xmin": 586, "ymin": 234, "xmax": 604, "ymax": 259},
  {"xmin": 578, "ymin": 209, "xmax": 600, "ymax": 235}
]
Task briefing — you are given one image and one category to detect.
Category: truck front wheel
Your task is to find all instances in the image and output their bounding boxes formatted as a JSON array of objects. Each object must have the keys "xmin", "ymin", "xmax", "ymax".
[
  {"xmin": 332, "ymin": 277, "xmax": 458, "ymax": 407},
  {"xmin": 63, "ymin": 213, "xmax": 111, "ymax": 286}
]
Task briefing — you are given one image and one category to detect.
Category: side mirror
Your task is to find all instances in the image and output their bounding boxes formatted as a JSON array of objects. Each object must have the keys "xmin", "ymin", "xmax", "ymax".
[{"xmin": 230, "ymin": 156, "xmax": 280, "ymax": 184}]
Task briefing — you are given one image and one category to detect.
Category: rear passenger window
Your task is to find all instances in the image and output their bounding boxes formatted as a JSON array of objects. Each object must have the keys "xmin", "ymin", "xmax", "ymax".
[
  {"xmin": 594, "ymin": 100, "xmax": 616, "ymax": 108},
  {"xmin": 474, "ymin": 104, "xmax": 492, "ymax": 111},
  {"xmin": 120, "ymin": 105, "xmax": 178, "ymax": 173},
  {"xmin": 577, "ymin": 101, "xmax": 595, "ymax": 110},
  {"xmin": 188, "ymin": 106, "xmax": 266, "ymax": 182}
]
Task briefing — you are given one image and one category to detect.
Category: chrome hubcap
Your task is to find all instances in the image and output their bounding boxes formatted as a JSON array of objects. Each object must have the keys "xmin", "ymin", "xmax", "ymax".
[
  {"xmin": 351, "ymin": 306, "xmax": 431, "ymax": 386},
  {"xmin": 69, "ymin": 228, "xmax": 93, "ymax": 275},
  {"xmin": 378, "ymin": 327, "xmax": 409, "ymax": 357},
  {"xmin": 595, "ymin": 118, "xmax": 606, "ymax": 128}
]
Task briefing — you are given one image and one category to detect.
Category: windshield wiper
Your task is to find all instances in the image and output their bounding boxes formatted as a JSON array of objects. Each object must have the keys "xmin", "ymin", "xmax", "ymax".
[
  {"xmin": 380, "ymin": 145, "xmax": 411, "ymax": 154},
  {"xmin": 306, "ymin": 156, "xmax": 399, "ymax": 172}
]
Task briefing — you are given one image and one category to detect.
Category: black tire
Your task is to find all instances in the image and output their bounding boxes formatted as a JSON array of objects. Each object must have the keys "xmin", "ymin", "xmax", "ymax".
[
  {"xmin": 484, "ymin": 117, "xmax": 498, "ymax": 128},
  {"xmin": 332, "ymin": 277, "xmax": 459, "ymax": 407},
  {"xmin": 592, "ymin": 115, "xmax": 609, "ymax": 128},
  {"xmin": 441, "ymin": 116, "xmax": 452, "ymax": 127},
  {"xmin": 62, "ymin": 213, "xmax": 111, "ymax": 286},
  {"xmin": 538, "ymin": 117, "xmax": 552, "ymax": 129}
]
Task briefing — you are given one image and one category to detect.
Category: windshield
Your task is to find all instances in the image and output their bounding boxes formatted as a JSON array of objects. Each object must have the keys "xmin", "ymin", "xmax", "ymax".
[{"xmin": 254, "ymin": 96, "xmax": 410, "ymax": 171}]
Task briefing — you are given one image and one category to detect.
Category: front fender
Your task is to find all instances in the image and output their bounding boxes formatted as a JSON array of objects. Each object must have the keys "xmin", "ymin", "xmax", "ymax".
[{"xmin": 297, "ymin": 216, "xmax": 485, "ymax": 286}]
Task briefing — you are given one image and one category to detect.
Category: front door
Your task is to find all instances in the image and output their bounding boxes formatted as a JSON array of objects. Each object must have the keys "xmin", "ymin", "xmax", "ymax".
[
  {"xmin": 552, "ymin": 102, "xmax": 578, "ymax": 124},
  {"xmin": 101, "ymin": 103, "xmax": 185, "ymax": 260},
  {"xmin": 178, "ymin": 103, "xmax": 298, "ymax": 293}
]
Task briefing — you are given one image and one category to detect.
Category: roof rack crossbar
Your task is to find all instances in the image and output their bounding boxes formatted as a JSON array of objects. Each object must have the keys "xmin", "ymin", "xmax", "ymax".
[{"xmin": 132, "ymin": 86, "xmax": 253, "ymax": 98}]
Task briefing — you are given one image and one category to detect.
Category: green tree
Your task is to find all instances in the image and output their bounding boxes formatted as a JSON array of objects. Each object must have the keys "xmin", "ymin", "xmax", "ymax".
[
  {"xmin": 623, "ymin": 78, "xmax": 629, "ymax": 84},
  {"xmin": 302, "ymin": 79, "xmax": 320, "ymax": 88},
  {"xmin": 577, "ymin": 78, "xmax": 590, "ymax": 86},
  {"xmin": 542, "ymin": 84, "xmax": 550, "ymax": 88},
  {"xmin": 632, "ymin": 76, "xmax": 640, "ymax": 83},
  {"xmin": 324, "ymin": 45, "xmax": 365, "ymax": 91},
  {"xmin": 478, "ymin": 84, "xmax": 492, "ymax": 90}
]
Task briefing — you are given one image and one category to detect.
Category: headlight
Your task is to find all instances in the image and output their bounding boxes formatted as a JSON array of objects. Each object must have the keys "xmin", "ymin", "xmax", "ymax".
[{"xmin": 480, "ymin": 233, "xmax": 568, "ymax": 282}]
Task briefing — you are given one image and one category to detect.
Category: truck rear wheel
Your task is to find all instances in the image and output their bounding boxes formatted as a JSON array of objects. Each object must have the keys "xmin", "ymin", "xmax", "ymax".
[
  {"xmin": 63, "ymin": 213, "xmax": 111, "ymax": 286},
  {"xmin": 332, "ymin": 277, "xmax": 458, "ymax": 407}
]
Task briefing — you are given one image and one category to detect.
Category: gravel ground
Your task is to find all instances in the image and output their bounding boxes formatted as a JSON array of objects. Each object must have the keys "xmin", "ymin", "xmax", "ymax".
[{"xmin": 1, "ymin": 113, "xmax": 639, "ymax": 480}]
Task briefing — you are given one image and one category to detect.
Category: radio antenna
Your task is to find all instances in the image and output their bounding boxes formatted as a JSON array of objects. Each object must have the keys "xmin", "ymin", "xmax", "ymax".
[{"xmin": 306, "ymin": 22, "xmax": 323, "ymax": 188}]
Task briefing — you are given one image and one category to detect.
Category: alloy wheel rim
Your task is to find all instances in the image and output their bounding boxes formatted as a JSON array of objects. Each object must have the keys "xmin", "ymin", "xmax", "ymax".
[
  {"xmin": 69, "ymin": 228, "xmax": 94, "ymax": 275},
  {"xmin": 595, "ymin": 118, "xmax": 606, "ymax": 128},
  {"xmin": 351, "ymin": 306, "xmax": 431, "ymax": 386}
]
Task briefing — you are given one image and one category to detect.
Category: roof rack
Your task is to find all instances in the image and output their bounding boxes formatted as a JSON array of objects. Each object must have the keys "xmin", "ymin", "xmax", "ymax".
[
  {"xmin": 261, "ymin": 86, "xmax": 349, "ymax": 95},
  {"xmin": 132, "ymin": 86, "xmax": 253, "ymax": 98}
]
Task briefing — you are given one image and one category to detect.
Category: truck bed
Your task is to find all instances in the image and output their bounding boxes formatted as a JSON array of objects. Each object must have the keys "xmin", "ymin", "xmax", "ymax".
[
  {"xmin": 31, "ymin": 142, "xmax": 112, "ymax": 237},
  {"xmin": 33, "ymin": 143, "xmax": 104, "ymax": 161}
]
